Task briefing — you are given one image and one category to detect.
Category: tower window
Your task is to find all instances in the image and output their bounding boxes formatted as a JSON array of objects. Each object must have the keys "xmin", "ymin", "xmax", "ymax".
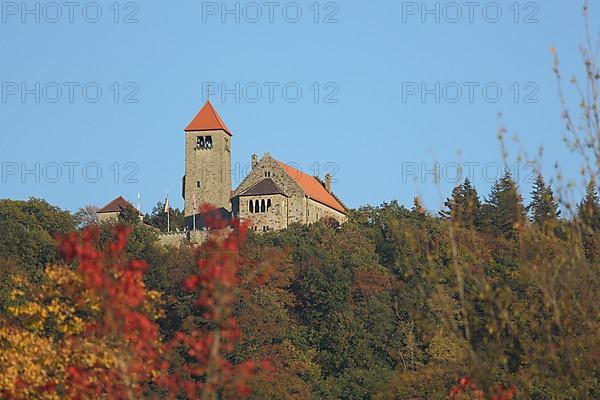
[
  {"xmin": 196, "ymin": 181, "xmax": 201, "ymax": 188},
  {"xmin": 196, "ymin": 136, "xmax": 213, "ymax": 150}
]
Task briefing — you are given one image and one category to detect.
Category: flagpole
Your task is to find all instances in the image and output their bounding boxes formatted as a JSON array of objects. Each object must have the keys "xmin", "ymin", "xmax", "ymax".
[
  {"xmin": 165, "ymin": 192, "xmax": 170, "ymax": 233},
  {"xmin": 137, "ymin": 192, "xmax": 141, "ymax": 221}
]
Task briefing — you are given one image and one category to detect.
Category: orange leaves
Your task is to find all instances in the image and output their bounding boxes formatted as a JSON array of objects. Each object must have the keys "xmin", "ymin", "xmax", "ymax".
[
  {"xmin": 2, "ymin": 210, "xmax": 270, "ymax": 399},
  {"xmin": 449, "ymin": 376, "xmax": 516, "ymax": 400},
  {"xmin": 160, "ymin": 208, "xmax": 271, "ymax": 398}
]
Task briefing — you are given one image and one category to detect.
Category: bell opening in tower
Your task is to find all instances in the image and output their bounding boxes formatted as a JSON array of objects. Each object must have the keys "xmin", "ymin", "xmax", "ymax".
[{"xmin": 196, "ymin": 135, "xmax": 213, "ymax": 150}]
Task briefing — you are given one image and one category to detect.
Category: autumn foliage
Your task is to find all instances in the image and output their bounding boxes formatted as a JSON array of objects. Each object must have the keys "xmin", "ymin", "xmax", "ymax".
[
  {"xmin": 449, "ymin": 377, "xmax": 515, "ymax": 400},
  {"xmin": 0, "ymin": 209, "xmax": 270, "ymax": 400}
]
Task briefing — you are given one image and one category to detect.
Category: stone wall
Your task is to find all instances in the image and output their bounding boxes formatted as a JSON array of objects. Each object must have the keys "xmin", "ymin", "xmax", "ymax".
[
  {"xmin": 189, "ymin": 230, "xmax": 211, "ymax": 245},
  {"xmin": 233, "ymin": 154, "xmax": 307, "ymax": 223},
  {"xmin": 232, "ymin": 154, "xmax": 347, "ymax": 230},
  {"xmin": 306, "ymin": 198, "xmax": 347, "ymax": 224},
  {"xmin": 184, "ymin": 129, "xmax": 232, "ymax": 217},
  {"xmin": 234, "ymin": 154, "xmax": 303, "ymax": 198},
  {"xmin": 158, "ymin": 232, "xmax": 188, "ymax": 248},
  {"xmin": 97, "ymin": 212, "xmax": 120, "ymax": 224},
  {"xmin": 157, "ymin": 229, "xmax": 225, "ymax": 247},
  {"xmin": 237, "ymin": 193, "xmax": 289, "ymax": 232}
]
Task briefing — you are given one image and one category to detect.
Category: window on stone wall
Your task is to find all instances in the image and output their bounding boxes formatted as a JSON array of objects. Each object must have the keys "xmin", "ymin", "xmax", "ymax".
[
  {"xmin": 196, "ymin": 181, "xmax": 201, "ymax": 188},
  {"xmin": 261, "ymin": 199, "xmax": 266, "ymax": 212},
  {"xmin": 249, "ymin": 200, "xmax": 254, "ymax": 213},
  {"xmin": 196, "ymin": 136, "xmax": 213, "ymax": 150},
  {"xmin": 267, "ymin": 199, "xmax": 272, "ymax": 211},
  {"xmin": 255, "ymin": 199, "xmax": 260, "ymax": 213}
]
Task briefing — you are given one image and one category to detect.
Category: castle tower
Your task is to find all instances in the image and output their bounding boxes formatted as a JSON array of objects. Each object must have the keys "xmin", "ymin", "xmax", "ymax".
[{"xmin": 183, "ymin": 101, "xmax": 232, "ymax": 218}]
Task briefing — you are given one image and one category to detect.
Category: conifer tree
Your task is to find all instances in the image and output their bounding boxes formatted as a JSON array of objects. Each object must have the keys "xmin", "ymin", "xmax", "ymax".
[
  {"xmin": 441, "ymin": 178, "xmax": 481, "ymax": 228},
  {"xmin": 529, "ymin": 175, "xmax": 560, "ymax": 225},
  {"xmin": 577, "ymin": 180, "xmax": 600, "ymax": 231},
  {"xmin": 480, "ymin": 172, "xmax": 527, "ymax": 239}
]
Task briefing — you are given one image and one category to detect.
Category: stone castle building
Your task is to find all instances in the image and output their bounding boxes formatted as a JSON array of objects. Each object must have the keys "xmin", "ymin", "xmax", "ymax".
[
  {"xmin": 183, "ymin": 101, "xmax": 346, "ymax": 231},
  {"xmin": 97, "ymin": 196, "xmax": 134, "ymax": 224}
]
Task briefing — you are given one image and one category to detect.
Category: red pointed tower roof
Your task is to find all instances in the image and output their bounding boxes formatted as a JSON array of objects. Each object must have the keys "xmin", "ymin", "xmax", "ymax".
[{"xmin": 185, "ymin": 100, "xmax": 232, "ymax": 135}]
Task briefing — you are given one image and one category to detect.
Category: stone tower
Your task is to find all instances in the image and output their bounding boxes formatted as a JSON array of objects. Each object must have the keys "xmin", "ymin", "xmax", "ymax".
[{"xmin": 183, "ymin": 101, "xmax": 232, "ymax": 218}]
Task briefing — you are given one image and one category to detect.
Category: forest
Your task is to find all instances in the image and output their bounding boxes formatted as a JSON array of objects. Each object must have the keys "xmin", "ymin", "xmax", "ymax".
[
  {"xmin": 0, "ymin": 167, "xmax": 599, "ymax": 399},
  {"xmin": 0, "ymin": 3, "xmax": 599, "ymax": 398}
]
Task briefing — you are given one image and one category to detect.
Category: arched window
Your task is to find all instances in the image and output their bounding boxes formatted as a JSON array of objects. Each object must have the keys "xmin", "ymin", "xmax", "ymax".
[
  {"xmin": 261, "ymin": 199, "xmax": 266, "ymax": 213},
  {"xmin": 267, "ymin": 199, "xmax": 272, "ymax": 211},
  {"xmin": 255, "ymin": 200, "xmax": 260, "ymax": 213},
  {"xmin": 249, "ymin": 200, "xmax": 254, "ymax": 213}
]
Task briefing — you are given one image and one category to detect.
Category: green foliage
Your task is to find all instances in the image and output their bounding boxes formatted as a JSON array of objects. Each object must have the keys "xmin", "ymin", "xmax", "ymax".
[
  {"xmin": 441, "ymin": 178, "xmax": 482, "ymax": 228},
  {"xmin": 73, "ymin": 205, "xmax": 98, "ymax": 228},
  {"xmin": 529, "ymin": 175, "xmax": 560, "ymax": 226},
  {"xmin": 577, "ymin": 181, "xmax": 600, "ymax": 261},
  {"xmin": 0, "ymin": 198, "xmax": 75, "ymax": 271},
  {"xmin": 577, "ymin": 180, "xmax": 600, "ymax": 230},
  {"xmin": 480, "ymin": 172, "xmax": 527, "ymax": 240},
  {"xmin": 144, "ymin": 201, "xmax": 185, "ymax": 232},
  {"xmin": 1, "ymin": 187, "xmax": 599, "ymax": 399}
]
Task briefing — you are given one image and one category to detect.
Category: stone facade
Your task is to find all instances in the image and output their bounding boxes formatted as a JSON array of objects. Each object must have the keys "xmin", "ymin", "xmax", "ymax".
[
  {"xmin": 96, "ymin": 196, "xmax": 141, "ymax": 224},
  {"xmin": 183, "ymin": 128, "xmax": 232, "ymax": 218},
  {"xmin": 231, "ymin": 153, "xmax": 346, "ymax": 231},
  {"xmin": 233, "ymin": 154, "xmax": 307, "ymax": 225},
  {"xmin": 305, "ymin": 197, "xmax": 346, "ymax": 224},
  {"xmin": 234, "ymin": 193, "xmax": 289, "ymax": 232},
  {"xmin": 99, "ymin": 102, "xmax": 346, "ymax": 244},
  {"xmin": 181, "ymin": 102, "xmax": 346, "ymax": 235},
  {"xmin": 97, "ymin": 211, "xmax": 120, "ymax": 224},
  {"xmin": 157, "ymin": 232, "xmax": 188, "ymax": 248}
]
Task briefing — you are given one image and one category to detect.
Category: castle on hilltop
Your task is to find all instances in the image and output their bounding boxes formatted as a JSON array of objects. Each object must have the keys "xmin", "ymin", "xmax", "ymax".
[
  {"xmin": 183, "ymin": 101, "xmax": 346, "ymax": 232},
  {"xmin": 98, "ymin": 101, "xmax": 346, "ymax": 236}
]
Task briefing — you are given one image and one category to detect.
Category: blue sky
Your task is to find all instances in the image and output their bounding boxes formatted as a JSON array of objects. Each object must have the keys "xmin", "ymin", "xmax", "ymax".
[{"xmin": 0, "ymin": 0, "xmax": 598, "ymax": 213}]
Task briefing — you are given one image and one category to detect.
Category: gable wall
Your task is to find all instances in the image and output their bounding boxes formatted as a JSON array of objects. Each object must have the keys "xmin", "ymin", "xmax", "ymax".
[{"xmin": 234, "ymin": 155, "xmax": 307, "ymax": 223}]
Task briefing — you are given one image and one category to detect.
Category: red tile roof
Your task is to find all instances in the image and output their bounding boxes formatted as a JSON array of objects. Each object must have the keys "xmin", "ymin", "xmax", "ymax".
[
  {"xmin": 185, "ymin": 100, "xmax": 232, "ymax": 135},
  {"xmin": 276, "ymin": 161, "xmax": 346, "ymax": 214},
  {"xmin": 98, "ymin": 196, "xmax": 133, "ymax": 213}
]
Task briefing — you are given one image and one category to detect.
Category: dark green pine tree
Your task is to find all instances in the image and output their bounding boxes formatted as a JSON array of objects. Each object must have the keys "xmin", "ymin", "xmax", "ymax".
[
  {"xmin": 119, "ymin": 204, "xmax": 143, "ymax": 225},
  {"xmin": 576, "ymin": 180, "xmax": 600, "ymax": 262},
  {"xmin": 480, "ymin": 172, "xmax": 527, "ymax": 240},
  {"xmin": 440, "ymin": 178, "xmax": 481, "ymax": 228},
  {"xmin": 577, "ymin": 180, "xmax": 600, "ymax": 231},
  {"xmin": 143, "ymin": 201, "xmax": 185, "ymax": 232},
  {"xmin": 529, "ymin": 175, "xmax": 560, "ymax": 226}
]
